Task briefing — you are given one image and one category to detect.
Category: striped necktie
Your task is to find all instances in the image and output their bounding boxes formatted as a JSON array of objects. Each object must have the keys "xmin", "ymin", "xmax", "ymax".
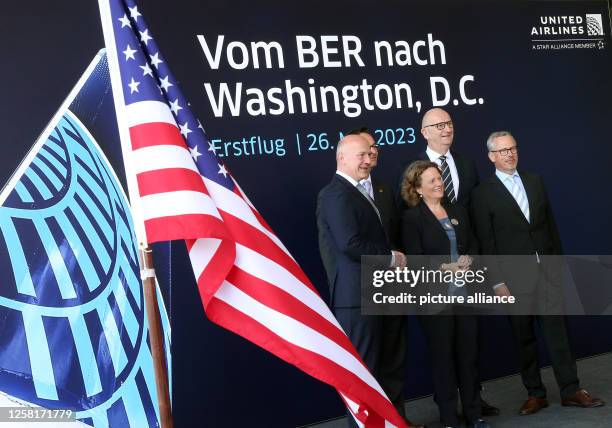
[
  {"xmin": 509, "ymin": 174, "xmax": 530, "ymax": 222},
  {"xmin": 439, "ymin": 155, "xmax": 457, "ymax": 203}
]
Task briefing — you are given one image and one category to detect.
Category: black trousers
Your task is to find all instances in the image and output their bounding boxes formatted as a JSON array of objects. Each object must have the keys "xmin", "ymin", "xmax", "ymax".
[
  {"xmin": 334, "ymin": 309, "xmax": 407, "ymax": 426},
  {"xmin": 419, "ymin": 312, "xmax": 481, "ymax": 426},
  {"xmin": 508, "ymin": 315, "xmax": 579, "ymax": 399}
]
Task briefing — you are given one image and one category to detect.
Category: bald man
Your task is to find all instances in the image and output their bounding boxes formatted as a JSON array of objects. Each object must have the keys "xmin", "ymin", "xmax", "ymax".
[
  {"xmin": 397, "ymin": 108, "xmax": 479, "ymax": 210},
  {"xmin": 317, "ymin": 135, "xmax": 422, "ymax": 427}
]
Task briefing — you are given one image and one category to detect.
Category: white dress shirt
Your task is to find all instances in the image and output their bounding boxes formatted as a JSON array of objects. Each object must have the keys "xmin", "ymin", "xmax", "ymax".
[{"xmin": 426, "ymin": 146, "xmax": 460, "ymax": 199}]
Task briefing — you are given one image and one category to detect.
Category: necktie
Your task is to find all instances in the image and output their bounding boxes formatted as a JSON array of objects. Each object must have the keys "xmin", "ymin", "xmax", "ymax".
[
  {"xmin": 510, "ymin": 175, "xmax": 530, "ymax": 222},
  {"xmin": 356, "ymin": 183, "xmax": 382, "ymax": 222},
  {"xmin": 361, "ymin": 179, "xmax": 374, "ymax": 199},
  {"xmin": 439, "ymin": 155, "xmax": 457, "ymax": 203}
]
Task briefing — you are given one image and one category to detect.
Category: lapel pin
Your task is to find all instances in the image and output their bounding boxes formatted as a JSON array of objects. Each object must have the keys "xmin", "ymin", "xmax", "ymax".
[{"xmin": 450, "ymin": 218, "xmax": 459, "ymax": 226}]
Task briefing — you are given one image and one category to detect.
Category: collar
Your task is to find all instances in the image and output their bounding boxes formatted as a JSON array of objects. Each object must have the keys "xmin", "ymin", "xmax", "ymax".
[
  {"xmin": 335, "ymin": 170, "xmax": 359, "ymax": 187},
  {"xmin": 495, "ymin": 169, "xmax": 519, "ymax": 182},
  {"xmin": 426, "ymin": 146, "xmax": 453, "ymax": 161},
  {"xmin": 359, "ymin": 175, "xmax": 372, "ymax": 186}
]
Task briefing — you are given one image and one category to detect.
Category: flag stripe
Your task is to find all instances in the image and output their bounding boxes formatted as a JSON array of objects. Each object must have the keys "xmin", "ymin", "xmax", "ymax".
[
  {"xmin": 70, "ymin": 315, "xmax": 104, "ymax": 397},
  {"xmin": 32, "ymin": 218, "xmax": 77, "ymax": 300},
  {"xmin": 97, "ymin": 303, "xmax": 129, "ymax": 375},
  {"xmin": 139, "ymin": 190, "xmax": 221, "ymax": 221},
  {"xmin": 191, "ymin": 238, "xmax": 236, "ymax": 306},
  {"xmin": 227, "ymin": 266, "xmax": 361, "ymax": 360},
  {"xmin": 206, "ymin": 296, "xmax": 402, "ymax": 425},
  {"xmin": 22, "ymin": 311, "xmax": 58, "ymax": 400},
  {"xmin": 188, "ymin": 238, "xmax": 222, "ymax": 280},
  {"xmin": 56, "ymin": 211, "xmax": 101, "ymax": 291},
  {"xmin": 144, "ymin": 215, "xmax": 227, "ymax": 243},
  {"xmin": 137, "ymin": 168, "xmax": 207, "ymax": 196},
  {"xmin": 131, "ymin": 144, "xmax": 199, "ymax": 175},
  {"xmin": 221, "ymin": 213, "xmax": 317, "ymax": 293},
  {"xmin": 204, "ymin": 177, "xmax": 293, "ymax": 258},
  {"xmin": 214, "ymin": 281, "xmax": 385, "ymax": 396},
  {"xmin": 233, "ymin": 244, "xmax": 341, "ymax": 329},
  {"xmin": 125, "ymin": 100, "xmax": 176, "ymax": 128},
  {"xmin": 129, "ymin": 121, "xmax": 186, "ymax": 150}
]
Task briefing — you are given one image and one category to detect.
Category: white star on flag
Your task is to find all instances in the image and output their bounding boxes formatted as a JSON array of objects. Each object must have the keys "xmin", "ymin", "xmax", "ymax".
[
  {"xmin": 169, "ymin": 99, "xmax": 182, "ymax": 114},
  {"xmin": 123, "ymin": 44, "xmax": 137, "ymax": 61},
  {"xmin": 218, "ymin": 164, "xmax": 229, "ymax": 178},
  {"xmin": 128, "ymin": 78, "xmax": 140, "ymax": 93},
  {"xmin": 208, "ymin": 141, "xmax": 217, "ymax": 154},
  {"xmin": 189, "ymin": 145, "xmax": 202, "ymax": 161},
  {"xmin": 179, "ymin": 122, "xmax": 192, "ymax": 138},
  {"xmin": 118, "ymin": 14, "xmax": 131, "ymax": 28},
  {"xmin": 139, "ymin": 29, "xmax": 152, "ymax": 45},
  {"xmin": 128, "ymin": 5, "xmax": 142, "ymax": 21},
  {"xmin": 149, "ymin": 52, "xmax": 163, "ymax": 68},
  {"xmin": 139, "ymin": 63, "xmax": 153, "ymax": 77},
  {"xmin": 159, "ymin": 76, "xmax": 173, "ymax": 92},
  {"xmin": 197, "ymin": 120, "xmax": 204, "ymax": 131}
]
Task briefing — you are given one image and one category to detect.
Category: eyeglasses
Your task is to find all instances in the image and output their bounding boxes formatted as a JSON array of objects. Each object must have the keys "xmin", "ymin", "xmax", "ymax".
[
  {"xmin": 369, "ymin": 144, "xmax": 379, "ymax": 151},
  {"xmin": 423, "ymin": 120, "xmax": 453, "ymax": 131},
  {"xmin": 490, "ymin": 146, "xmax": 518, "ymax": 156}
]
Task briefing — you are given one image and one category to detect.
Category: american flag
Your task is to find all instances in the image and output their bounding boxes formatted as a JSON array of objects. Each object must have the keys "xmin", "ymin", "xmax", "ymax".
[{"xmin": 98, "ymin": 0, "xmax": 407, "ymax": 426}]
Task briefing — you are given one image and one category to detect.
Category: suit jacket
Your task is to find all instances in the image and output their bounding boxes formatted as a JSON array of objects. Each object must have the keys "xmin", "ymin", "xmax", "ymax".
[
  {"xmin": 317, "ymin": 174, "xmax": 391, "ymax": 308},
  {"xmin": 396, "ymin": 149, "xmax": 480, "ymax": 210},
  {"xmin": 470, "ymin": 171, "xmax": 562, "ymax": 293},
  {"xmin": 401, "ymin": 200, "xmax": 478, "ymax": 258},
  {"xmin": 401, "ymin": 201, "xmax": 480, "ymax": 314},
  {"xmin": 372, "ymin": 176, "xmax": 400, "ymax": 251}
]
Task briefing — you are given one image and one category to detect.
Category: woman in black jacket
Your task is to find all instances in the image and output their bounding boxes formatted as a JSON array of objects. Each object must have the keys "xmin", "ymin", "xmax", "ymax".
[{"xmin": 400, "ymin": 160, "xmax": 489, "ymax": 428}]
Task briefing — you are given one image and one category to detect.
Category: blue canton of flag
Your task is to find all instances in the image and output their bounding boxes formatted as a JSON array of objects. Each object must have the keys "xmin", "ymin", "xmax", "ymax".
[{"xmin": 109, "ymin": 0, "xmax": 234, "ymax": 190}]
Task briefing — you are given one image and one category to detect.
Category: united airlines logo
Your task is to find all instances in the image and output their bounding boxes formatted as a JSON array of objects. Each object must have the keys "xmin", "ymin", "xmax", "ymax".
[
  {"xmin": 586, "ymin": 14, "xmax": 604, "ymax": 36},
  {"xmin": 530, "ymin": 11, "xmax": 607, "ymax": 51}
]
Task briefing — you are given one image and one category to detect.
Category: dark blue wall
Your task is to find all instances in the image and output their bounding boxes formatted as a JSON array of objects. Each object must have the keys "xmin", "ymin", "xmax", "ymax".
[{"xmin": 3, "ymin": 1, "xmax": 612, "ymax": 427}]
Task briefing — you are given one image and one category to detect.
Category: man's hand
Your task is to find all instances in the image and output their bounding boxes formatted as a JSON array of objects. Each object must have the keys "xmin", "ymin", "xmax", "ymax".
[
  {"xmin": 391, "ymin": 250, "xmax": 407, "ymax": 268},
  {"xmin": 494, "ymin": 283, "xmax": 511, "ymax": 297}
]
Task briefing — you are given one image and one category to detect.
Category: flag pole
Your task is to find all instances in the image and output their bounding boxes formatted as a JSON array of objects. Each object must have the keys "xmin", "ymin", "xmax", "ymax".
[
  {"xmin": 140, "ymin": 247, "xmax": 174, "ymax": 428},
  {"xmin": 97, "ymin": 1, "xmax": 174, "ymax": 426}
]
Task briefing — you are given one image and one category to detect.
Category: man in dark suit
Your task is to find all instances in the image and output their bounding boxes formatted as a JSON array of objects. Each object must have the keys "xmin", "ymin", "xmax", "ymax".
[
  {"xmin": 397, "ymin": 108, "xmax": 479, "ymax": 210},
  {"xmin": 317, "ymin": 134, "xmax": 423, "ymax": 427},
  {"xmin": 349, "ymin": 127, "xmax": 409, "ymax": 417},
  {"xmin": 471, "ymin": 131, "xmax": 604, "ymax": 415},
  {"xmin": 349, "ymin": 127, "xmax": 400, "ymax": 250}
]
